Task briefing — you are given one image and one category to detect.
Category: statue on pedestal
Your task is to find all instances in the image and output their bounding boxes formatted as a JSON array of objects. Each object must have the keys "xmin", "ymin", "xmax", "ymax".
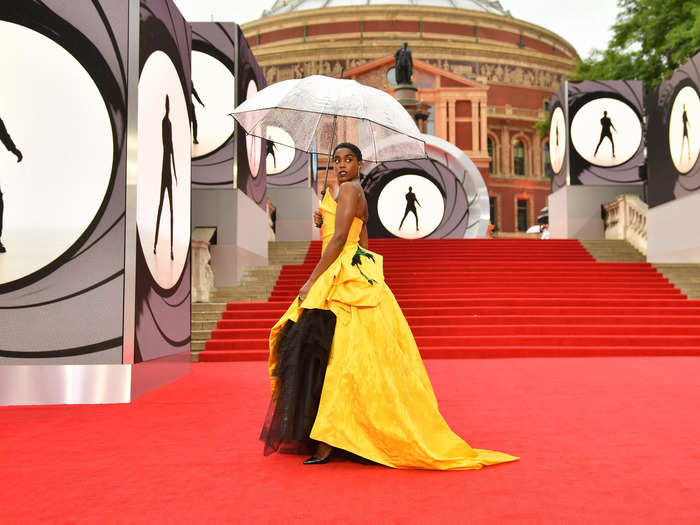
[{"xmin": 394, "ymin": 42, "xmax": 413, "ymax": 85}]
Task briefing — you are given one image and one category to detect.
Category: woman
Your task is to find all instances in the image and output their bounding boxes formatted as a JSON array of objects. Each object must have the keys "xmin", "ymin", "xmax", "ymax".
[{"xmin": 261, "ymin": 143, "xmax": 517, "ymax": 469}]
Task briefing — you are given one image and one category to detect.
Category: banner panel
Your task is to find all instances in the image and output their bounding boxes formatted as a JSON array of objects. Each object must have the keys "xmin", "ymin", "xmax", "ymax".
[
  {"xmin": 647, "ymin": 53, "xmax": 700, "ymax": 208},
  {"xmin": 567, "ymin": 80, "xmax": 645, "ymax": 186},
  {"xmin": 0, "ymin": 1, "xmax": 127, "ymax": 362},
  {"xmin": 236, "ymin": 29, "xmax": 267, "ymax": 208},
  {"xmin": 135, "ymin": 0, "xmax": 191, "ymax": 362},
  {"xmin": 190, "ymin": 22, "xmax": 237, "ymax": 189}
]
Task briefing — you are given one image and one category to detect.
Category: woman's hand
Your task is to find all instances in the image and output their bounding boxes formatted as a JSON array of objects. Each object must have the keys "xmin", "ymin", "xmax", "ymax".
[
  {"xmin": 313, "ymin": 210, "xmax": 323, "ymax": 228},
  {"xmin": 298, "ymin": 278, "xmax": 314, "ymax": 304}
]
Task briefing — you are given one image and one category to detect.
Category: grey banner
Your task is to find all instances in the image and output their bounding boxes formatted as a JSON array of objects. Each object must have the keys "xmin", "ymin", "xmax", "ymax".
[{"xmin": 0, "ymin": 0, "xmax": 128, "ymax": 363}]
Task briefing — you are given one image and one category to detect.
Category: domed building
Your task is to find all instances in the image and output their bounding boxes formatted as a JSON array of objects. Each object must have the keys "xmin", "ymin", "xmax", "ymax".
[{"xmin": 241, "ymin": 0, "xmax": 579, "ymax": 233}]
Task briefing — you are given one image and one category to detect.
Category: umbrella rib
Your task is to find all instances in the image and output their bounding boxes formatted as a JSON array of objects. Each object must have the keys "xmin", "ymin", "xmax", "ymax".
[
  {"xmin": 359, "ymin": 92, "xmax": 376, "ymax": 162},
  {"xmin": 368, "ymin": 120, "xmax": 379, "ymax": 163},
  {"xmin": 308, "ymin": 107, "xmax": 327, "ymax": 154}
]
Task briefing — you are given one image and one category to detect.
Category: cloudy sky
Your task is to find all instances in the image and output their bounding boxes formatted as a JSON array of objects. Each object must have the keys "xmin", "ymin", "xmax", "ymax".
[{"xmin": 173, "ymin": 0, "xmax": 620, "ymax": 60}]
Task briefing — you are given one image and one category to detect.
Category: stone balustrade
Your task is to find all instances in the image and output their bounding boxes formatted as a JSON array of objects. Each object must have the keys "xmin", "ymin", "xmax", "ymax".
[
  {"xmin": 487, "ymin": 105, "xmax": 544, "ymax": 121},
  {"xmin": 191, "ymin": 228, "xmax": 217, "ymax": 303},
  {"xmin": 602, "ymin": 194, "xmax": 648, "ymax": 255}
]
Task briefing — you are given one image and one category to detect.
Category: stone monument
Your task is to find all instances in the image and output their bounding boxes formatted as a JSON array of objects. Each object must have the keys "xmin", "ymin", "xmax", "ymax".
[
  {"xmin": 392, "ymin": 42, "xmax": 430, "ymax": 132},
  {"xmin": 395, "ymin": 42, "xmax": 413, "ymax": 84}
]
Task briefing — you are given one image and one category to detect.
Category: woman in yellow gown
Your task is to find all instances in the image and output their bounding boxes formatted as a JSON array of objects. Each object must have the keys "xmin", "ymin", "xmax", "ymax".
[{"xmin": 260, "ymin": 143, "xmax": 518, "ymax": 470}]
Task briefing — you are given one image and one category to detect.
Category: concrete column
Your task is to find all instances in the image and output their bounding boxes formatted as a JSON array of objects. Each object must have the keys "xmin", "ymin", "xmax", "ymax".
[
  {"xmin": 436, "ymin": 99, "xmax": 448, "ymax": 141},
  {"xmin": 533, "ymin": 136, "xmax": 541, "ymax": 178},
  {"xmin": 471, "ymin": 100, "xmax": 478, "ymax": 152},
  {"xmin": 480, "ymin": 98, "xmax": 488, "ymax": 153},
  {"xmin": 501, "ymin": 126, "xmax": 509, "ymax": 175}
]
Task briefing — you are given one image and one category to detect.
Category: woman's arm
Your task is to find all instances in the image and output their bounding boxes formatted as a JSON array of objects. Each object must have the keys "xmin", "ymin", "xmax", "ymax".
[{"xmin": 298, "ymin": 184, "xmax": 360, "ymax": 300}]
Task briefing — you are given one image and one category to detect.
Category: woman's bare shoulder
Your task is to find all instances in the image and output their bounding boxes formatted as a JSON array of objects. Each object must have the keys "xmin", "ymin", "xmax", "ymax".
[{"xmin": 337, "ymin": 182, "xmax": 363, "ymax": 202}]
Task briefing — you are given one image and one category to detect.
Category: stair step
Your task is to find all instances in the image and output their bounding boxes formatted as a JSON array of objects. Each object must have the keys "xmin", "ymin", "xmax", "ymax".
[
  {"xmin": 191, "ymin": 320, "xmax": 217, "ymax": 331},
  {"xmin": 196, "ymin": 345, "xmax": 700, "ymax": 361},
  {"xmin": 192, "ymin": 303, "xmax": 227, "ymax": 313},
  {"xmin": 210, "ymin": 324, "xmax": 700, "ymax": 340},
  {"xmin": 215, "ymin": 314, "xmax": 700, "ymax": 329}
]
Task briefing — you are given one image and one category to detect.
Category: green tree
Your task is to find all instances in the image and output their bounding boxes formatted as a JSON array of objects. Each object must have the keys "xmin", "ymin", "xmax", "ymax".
[{"xmin": 571, "ymin": 0, "xmax": 700, "ymax": 89}]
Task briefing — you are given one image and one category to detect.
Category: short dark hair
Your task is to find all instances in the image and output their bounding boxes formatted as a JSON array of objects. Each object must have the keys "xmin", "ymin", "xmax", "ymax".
[{"xmin": 333, "ymin": 142, "xmax": 362, "ymax": 162}]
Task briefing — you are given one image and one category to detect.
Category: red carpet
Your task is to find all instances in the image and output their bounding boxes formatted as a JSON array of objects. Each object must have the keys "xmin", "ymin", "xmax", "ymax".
[
  {"xmin": 199, "ymin": 239, "xmax": 700, "ymax": 362},
  {"xmin": 2, "ymin": 359, "xmax": 700, "ymax": 524}
]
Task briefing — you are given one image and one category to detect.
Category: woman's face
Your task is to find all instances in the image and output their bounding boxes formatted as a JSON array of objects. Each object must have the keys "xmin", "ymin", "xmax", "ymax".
[{"xmin": 333, "ymin": 147, "xmax": 361, "ymax": 183}]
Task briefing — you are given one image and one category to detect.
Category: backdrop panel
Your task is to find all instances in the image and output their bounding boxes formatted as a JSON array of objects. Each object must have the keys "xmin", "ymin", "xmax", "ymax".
[
  {"xmin": 548, "ymin": 83, "xmax": 569, "ymax": 192},
  {"xmin": 136, "ymin": 0, "xmax": 191, "ymax": 363},
  {"xmin": 361, "ymin": 135, "xmax": 489, "ymax": 239},
  {"xmin": 190, "ymin": 22, "xmax": 237, "ymax": 189},
  {"xmin": 0, "ymin": 0, "xmax": 127, "ymax": 363},
  {"xmin": 647, "ymin": 52, "xmax": 700, "ymax": 208},
  {"xmin": 236, "ymin": 29, "xmax": 267, "ymax": 208},
  {"xmin": 567, "ymin": 80, "xmax": 645, "ymax": 186}
]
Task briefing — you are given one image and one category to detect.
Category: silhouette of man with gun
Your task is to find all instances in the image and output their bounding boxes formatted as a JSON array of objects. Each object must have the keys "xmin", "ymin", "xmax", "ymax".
[
  {"xmin": 399, "ymin": 186, "xmax": 421, "ymax": 232},
  {"xmin": 154, "ymin": 95, "xmax": 178, "ymax": 260},
  {"xmin": 191, "ymin": 83, "xmax": 205, "ymax": 145},
  {"xmin": 0, "ymin": 116, "xmax": 23, "ymax": 253},
  {"xmin": 680, "ymin": 104, "xmax": 691, "ymax": 161},
  {"xmin": 594, "ymin": 110, "xmax": 617, "ymax": 158}
]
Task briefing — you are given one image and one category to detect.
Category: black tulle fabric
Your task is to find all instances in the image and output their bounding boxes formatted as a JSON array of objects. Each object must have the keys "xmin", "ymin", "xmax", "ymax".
[{"xmin": 260, "ymin": 308, "xmax": 337, "ymax": 456}]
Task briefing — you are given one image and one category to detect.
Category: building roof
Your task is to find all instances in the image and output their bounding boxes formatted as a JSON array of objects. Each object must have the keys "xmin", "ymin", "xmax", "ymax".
[{"xmin": 262, "ymin": 0, "xmax": 511, "ymax": 18}]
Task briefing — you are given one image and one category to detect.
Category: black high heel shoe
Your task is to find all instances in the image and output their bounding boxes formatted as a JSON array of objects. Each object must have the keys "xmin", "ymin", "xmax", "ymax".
[{"xmin": 303, "ymin": 454, "xmax": 332, "ymax": 465}]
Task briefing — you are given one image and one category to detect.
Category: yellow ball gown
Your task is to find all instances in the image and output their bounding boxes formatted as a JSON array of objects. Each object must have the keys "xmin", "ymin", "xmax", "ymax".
[{"xmin": 262, "ymin": 191, "xmax": 518, "ymax": 470}]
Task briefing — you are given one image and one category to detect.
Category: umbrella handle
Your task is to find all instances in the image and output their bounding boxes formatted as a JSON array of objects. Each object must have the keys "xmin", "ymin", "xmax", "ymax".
[{"xmin": 320, "ymin": 113, "xmax": 338, "ymax": 198}]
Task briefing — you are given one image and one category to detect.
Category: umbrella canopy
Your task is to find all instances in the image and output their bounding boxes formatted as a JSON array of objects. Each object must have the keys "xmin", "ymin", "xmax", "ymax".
[{"xmin": 231, "ymin": 75, "xmax": 425, "ymax": 163}]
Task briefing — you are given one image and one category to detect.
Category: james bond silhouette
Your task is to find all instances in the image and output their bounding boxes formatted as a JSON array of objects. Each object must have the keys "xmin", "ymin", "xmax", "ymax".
[
  {"xmin": 154, "ymin": 95, "xmax": 178, "ymax": 261},
  {"xmin": 191, "ymin": 83, "xmax": 205, "ymax": 145},
  {"xmin": 0, "ymin": 116, "xmax": 23, "ymax": 254},
  {"xmin": 681, "ymin": 104, "xmax": 691, "ymax": 161},
  {"xmin": 266, "ymin": 139, "xmax": 278, "ymax": 169},
  {"xmin": 594, "ymin": 110, "xmax": 617, "ymax": 158},
  {"xmin": 398, "ymin": 186, "xmax": 421, "ymax": 231}
]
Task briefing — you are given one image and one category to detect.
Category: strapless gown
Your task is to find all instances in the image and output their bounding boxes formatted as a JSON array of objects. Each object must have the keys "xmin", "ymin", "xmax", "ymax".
[{"xmin": 261, "ymin": 191, "xmax": 518, "ymax": 470}]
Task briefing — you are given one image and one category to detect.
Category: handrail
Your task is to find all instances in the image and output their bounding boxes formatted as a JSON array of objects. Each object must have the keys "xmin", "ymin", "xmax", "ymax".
[{"xmin": 602, "ymin": 194, "xmax": 647, "ymax": 255}]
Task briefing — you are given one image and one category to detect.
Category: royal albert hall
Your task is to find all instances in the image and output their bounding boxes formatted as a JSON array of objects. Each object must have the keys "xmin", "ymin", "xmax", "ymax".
[{"xmin": 242, "ymin": 0, "xmax": 579, "ymax": 233}]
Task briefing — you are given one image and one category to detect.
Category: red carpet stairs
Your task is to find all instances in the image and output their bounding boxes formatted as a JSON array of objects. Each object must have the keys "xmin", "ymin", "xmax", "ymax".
[{"xmin": 197, "ymin": 239, "xmax": 700, "ymax": 361}]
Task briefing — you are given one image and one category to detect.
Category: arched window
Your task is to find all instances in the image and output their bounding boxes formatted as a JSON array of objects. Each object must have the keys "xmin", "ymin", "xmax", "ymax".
[
  {"xmin": 513, "ymin": 139, "xmax": 526, "ymax": 175},
  {"xmin": 487, "ymin": 137, "xmax": 495, "ymax": 174}
]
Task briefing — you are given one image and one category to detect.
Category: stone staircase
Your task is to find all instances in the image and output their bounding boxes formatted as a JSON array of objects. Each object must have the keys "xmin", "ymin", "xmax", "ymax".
[
  {"xmin": 580, "ymin": 239, "xmax": 700, "ymax": 299},
  {"xmin": 190, "ymin": 238, "xmax": 700, "ymax": 360},
  {"xmin": 653, "ymin": 265, "xmax": 700, "ymax": 299},
  {"xmin": 190, "ymin": 241, "xmax": 310, "ymax": 361},
  {"xmin": 579, "ymin": 239, "xmax": 646, "ymax": 262}
]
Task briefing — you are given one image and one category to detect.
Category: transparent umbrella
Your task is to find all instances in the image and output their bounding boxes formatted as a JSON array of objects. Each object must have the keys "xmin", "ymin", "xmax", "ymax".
[{"xmin": 231, "ymin": 75, "xmax": 426, "ymax": 193}]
